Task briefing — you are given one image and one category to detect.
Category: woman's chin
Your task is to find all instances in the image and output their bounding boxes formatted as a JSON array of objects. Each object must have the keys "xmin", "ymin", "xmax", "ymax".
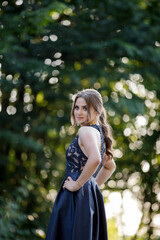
[{"xmin": 77, "ymin": 120, "xmax": 86, "ymax": 126}]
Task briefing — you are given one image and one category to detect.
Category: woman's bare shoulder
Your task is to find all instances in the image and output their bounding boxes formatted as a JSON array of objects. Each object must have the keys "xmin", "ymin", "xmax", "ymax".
[{"xmin": 78, "ymin": 126, "xmax": 98, "ymax": 138}]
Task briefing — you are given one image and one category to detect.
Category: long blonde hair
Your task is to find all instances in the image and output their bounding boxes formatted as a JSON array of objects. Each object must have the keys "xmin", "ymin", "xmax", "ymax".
[{"xmin": 71, "ymin": 89, "xmax": 113, "ymax": 161}]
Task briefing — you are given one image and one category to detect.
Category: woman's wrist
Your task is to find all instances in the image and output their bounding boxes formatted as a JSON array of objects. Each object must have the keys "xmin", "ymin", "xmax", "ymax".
[{"xmin": 76, "ymin": 179, "xmax": 82, "ymax": 189}]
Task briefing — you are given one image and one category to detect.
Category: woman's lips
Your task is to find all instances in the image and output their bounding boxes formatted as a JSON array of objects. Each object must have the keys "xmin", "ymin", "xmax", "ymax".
[{"xmin": 77, "ymin": 117, "xmax": 84, "ymax": 120}]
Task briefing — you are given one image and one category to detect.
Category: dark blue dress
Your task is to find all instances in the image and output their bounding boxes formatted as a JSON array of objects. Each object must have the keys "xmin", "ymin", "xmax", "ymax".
[{"xmin": 45, "ymin": 125, "xmax": 108, "ymax": 240}]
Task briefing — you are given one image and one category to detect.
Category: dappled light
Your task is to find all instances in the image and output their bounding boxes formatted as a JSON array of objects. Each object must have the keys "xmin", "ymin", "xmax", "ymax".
[
  {"xmin": 114, "ymin": 149, "xmax": 123, "ymax": 158},
  {"xmin": 51, "ymin": 12, "xmax": 60, "ymax": 20},
  {"xmin": 0, "ymin": 0, "xmax": 160, "ymax": 239},
  {"xmin": 42, "ymin": 35, "xmax": 49, "ymax": 41},
  {"xmin": 49, "ymin": 77, "xmax": 58, "ymax": 84},
  {"xmin": 155, "ymin": 41, "xmax": 160, "ymax": 47},
  {"xmin": 61, "ymin": 20, "xmax": 71, "ymax": 26},
  {"xmin": 49, "ymin": 34, "xmax": 58, "ymax": 42},
  {"xmin": 6, "ymin": 105, "xmax": 17, "ymax": 115},
  {"xmin": 10, "ymin": 89, "xmax": 17, "ymax": 103},
  {"xmin": 52, "ymin": 69, "xmax": 59, "ymax": 76},
  {"xmin": 15, "ymin": 0, "xmax": 23, "ymax": 6},
  {"xmin": 141, "ymin": 160, "xmax": 150, "ymax": 173}
]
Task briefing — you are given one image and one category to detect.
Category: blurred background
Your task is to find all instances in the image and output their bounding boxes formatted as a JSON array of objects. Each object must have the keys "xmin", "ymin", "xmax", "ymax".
[{"xmin": 0, "ymin": 0, "xmax": 160, "ymax": 239}]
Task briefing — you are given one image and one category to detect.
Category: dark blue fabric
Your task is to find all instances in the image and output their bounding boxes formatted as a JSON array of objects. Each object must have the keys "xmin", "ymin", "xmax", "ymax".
[{"xmin": 45, "ymin": 125, "xmax": 108, "ymax": 240}]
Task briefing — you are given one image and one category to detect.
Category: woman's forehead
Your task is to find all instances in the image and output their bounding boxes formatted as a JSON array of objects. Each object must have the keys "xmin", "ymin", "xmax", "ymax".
[
  {"xmin": 75, "ymin": 97, "xmax": 87, "ymax": 105},
  {"xmin": 75, "ymin": 97, "xmax": 96, "ymax": 111}
]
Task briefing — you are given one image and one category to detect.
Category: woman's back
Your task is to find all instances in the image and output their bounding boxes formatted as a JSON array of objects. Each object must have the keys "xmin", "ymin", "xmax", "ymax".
[{"xmin": 65, "ymin": 124, "xmax": 105, "ymax": 176}]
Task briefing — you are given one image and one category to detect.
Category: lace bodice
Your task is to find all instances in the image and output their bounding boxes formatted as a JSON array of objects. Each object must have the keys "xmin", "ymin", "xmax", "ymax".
[{"xmin": 65, "ymin": 125, "xmax": 105, "ymax": 177}]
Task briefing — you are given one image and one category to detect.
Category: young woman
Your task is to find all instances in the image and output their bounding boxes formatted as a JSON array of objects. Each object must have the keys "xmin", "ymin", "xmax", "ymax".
[{"xmin": 45, "ymin": 89, "xmax": 116, "ymax": 240}]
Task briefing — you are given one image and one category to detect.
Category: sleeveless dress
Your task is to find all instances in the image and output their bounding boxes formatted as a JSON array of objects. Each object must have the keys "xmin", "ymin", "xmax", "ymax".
[{"xmin": 45, "ymin": 125, "xmax": 108, "ymax": 240}]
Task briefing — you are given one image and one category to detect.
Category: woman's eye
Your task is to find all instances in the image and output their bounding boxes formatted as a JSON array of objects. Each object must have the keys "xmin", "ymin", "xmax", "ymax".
[
  {"xmin": 83, "ymin": 106, "xmax": 87, "ymax": 111},
  {"xmin": 74, "ymin": 106, "xmax": 79, "ymax": 110}
]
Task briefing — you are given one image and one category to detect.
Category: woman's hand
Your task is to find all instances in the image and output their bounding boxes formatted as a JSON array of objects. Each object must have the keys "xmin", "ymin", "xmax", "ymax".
[{"xmin": 63, "ymin": 176, "xmax": 80, "ymax": 192}]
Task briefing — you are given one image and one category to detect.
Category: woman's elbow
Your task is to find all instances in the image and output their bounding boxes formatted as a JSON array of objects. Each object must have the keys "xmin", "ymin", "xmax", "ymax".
[
  {"xmin": 95, "ymin": 157, "xmax": 101, "ymax": 166},
  {"xmin": 103, "ymin": 158, "xmax": 116, "ymax": 172},
  {"xmin": 92, "ymin": 155, "xmax": 101, "ymax": 166}
]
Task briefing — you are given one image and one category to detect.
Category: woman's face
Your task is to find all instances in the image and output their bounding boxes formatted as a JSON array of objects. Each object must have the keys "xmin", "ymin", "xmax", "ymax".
[{"xmin": 74, "ymin": 97, "xmax": 98, "ymax": 126}]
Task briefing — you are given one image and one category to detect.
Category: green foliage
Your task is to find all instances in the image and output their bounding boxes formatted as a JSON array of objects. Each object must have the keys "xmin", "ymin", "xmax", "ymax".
[
  {"xmin": 0, "ymin": 0, "xmax": 160, "ymax": 239},
  {"xmin": 107, "ymin": 218, "xmax": 119, "ymax": 240},
  {"xmin": 0, "ymin": 197, "xmax": 32, "ymax": 240}
]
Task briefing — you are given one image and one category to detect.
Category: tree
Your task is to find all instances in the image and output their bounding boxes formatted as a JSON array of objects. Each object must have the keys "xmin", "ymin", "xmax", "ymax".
[{"xmin": 0, "ymin": 0, "xmax": 160, "ymax": 239}]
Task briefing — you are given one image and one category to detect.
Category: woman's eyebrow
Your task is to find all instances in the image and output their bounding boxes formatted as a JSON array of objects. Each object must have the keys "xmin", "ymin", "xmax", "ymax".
[{"xmin": 75, "ymin": 104, "xmax": 87, "ymax": 107}]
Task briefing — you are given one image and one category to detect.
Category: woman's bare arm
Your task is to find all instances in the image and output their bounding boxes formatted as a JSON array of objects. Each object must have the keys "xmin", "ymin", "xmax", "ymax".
[
  {"xmin": 63, "ymin": 126, "xmax": 101, "ymax": 191},
  {"xmin": 96, "ymin": 154, "xmax": 116, "ymax": 186}
]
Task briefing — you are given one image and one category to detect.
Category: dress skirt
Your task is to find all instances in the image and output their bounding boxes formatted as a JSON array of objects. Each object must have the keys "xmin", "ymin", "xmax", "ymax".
[{"xmin": 45, "ymin": 172, "xmax": 108, "ymax": 240}]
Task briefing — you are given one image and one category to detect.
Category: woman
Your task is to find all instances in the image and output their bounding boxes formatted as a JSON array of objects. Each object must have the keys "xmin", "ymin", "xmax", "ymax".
[{"xmin": 45, "ymin": 89, "xmax": 116, "ymax": 240}]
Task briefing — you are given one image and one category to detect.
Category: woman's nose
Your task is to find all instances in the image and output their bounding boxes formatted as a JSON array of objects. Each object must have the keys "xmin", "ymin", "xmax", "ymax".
[{"xmin": 78, "ymin": 108, "xmax": 82, "ymax": 114}]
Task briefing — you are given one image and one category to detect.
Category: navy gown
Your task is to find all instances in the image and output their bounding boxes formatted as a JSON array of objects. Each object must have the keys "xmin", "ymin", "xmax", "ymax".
[{"xmin": 45, "ymin": 125, "xmax": 108, "ymax": 240}]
